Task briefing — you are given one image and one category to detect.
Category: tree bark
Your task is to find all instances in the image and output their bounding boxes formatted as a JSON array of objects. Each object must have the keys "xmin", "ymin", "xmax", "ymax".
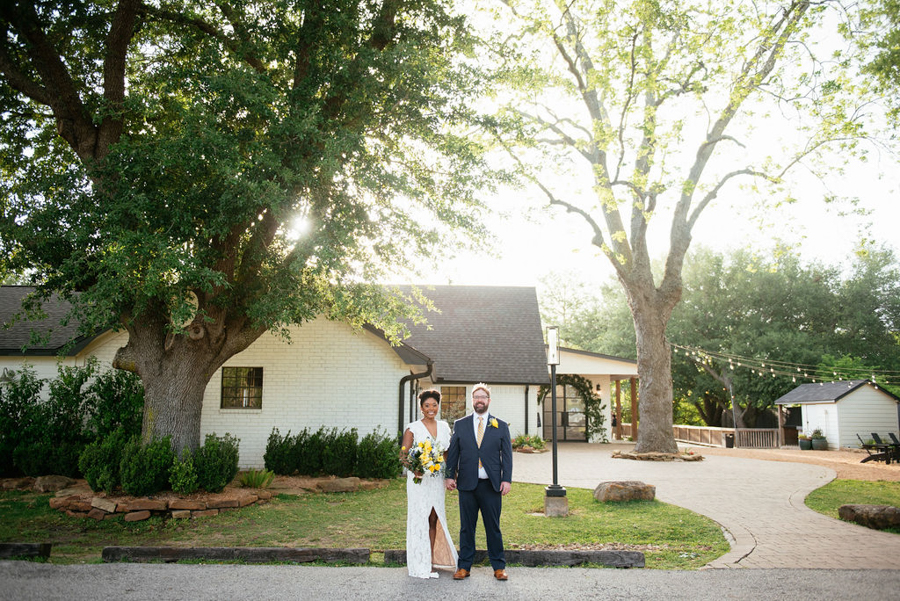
[{"xmin": 627, "ymin": 289, "xmax": 679, "ymax": 454}]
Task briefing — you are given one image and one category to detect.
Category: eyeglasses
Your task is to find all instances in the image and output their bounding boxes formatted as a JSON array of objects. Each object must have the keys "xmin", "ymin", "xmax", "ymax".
[{"xmin": 472, "ymin": 394, "xmax": 490, "ymax": 400}]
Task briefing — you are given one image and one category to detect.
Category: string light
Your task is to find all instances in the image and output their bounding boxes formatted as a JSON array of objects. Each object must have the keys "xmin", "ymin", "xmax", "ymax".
[{"xmin": 670, "ymin": 343, "xmax": 898, "ymax": 386}]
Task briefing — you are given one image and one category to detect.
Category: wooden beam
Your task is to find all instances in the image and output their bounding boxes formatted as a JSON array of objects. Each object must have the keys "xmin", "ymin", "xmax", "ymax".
[{"xmin": 630, "ymin": 377, "xmax": 639, "ymax": 440}]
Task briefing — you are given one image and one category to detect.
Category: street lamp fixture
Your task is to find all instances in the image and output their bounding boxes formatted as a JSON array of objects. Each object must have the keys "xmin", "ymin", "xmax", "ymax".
[{"xmin": 545, "ymin": 327, "xmax": 566, "ymax": 514}]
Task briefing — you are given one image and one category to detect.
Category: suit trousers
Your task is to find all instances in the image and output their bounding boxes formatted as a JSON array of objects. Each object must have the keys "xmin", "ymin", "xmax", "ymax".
[{"xmin": 457, "ymin": 478, "xmax": 505, "ymax": 570}]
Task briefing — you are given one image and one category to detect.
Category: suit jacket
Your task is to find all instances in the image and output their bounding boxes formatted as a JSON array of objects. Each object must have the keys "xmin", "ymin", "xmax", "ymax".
[{"xmin": 445, "ymin": 413, "xmax": 512, "ymax": 493}]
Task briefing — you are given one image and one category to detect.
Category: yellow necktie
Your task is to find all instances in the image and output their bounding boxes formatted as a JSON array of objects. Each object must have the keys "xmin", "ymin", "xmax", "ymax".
[{"xmin": 477, "ymin": 417, "xmax": 484, "ymax": 469}]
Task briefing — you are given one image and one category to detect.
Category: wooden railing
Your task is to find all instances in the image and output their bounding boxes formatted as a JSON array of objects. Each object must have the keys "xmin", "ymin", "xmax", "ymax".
[{"xmin": 621, "ymin": 423, "xmax": 780, "ymax": 449}]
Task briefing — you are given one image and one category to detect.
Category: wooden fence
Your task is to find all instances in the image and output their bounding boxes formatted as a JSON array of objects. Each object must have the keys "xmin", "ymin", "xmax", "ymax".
[{"xmin": 622, "ymin": 423, "xmax": 780, "ymax": 449}]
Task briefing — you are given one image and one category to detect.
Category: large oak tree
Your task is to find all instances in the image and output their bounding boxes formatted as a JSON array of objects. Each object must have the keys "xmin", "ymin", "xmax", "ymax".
[
  {"xmin": 487, "ymin": 0, "xmax": 879, "ymax": 452},
  {"xmin": 0, "ymin": 1, "xmax": 496, "ymax": 453}
]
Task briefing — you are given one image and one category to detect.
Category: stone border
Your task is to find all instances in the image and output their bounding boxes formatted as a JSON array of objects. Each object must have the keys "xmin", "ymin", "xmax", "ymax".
[
  {"xmin": 48, "ymin": 490, "xmax": 274, "ymax": 522},
  {"xmin": 102, "ymin": 546, "xmax": 370, "ymax": 564},
  {"xmin": 385, "ymin": 548, "xmax": 644, "ymax": 568}
]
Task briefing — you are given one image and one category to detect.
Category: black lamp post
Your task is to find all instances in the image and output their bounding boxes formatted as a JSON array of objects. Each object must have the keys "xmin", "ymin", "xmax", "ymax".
[{"xmin": 545, "ymin": 326, "xmax": 566, "ymax": 502}]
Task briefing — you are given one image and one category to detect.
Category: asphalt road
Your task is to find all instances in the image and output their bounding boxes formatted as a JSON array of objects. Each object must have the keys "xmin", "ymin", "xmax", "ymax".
[{"xmin": 3, "ymin": 562, "xmax": 900, "ymax": 601}]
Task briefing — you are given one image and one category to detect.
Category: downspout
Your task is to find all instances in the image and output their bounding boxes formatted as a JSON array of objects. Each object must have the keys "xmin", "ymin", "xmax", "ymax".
[
  {"xmin": 524, "ymin": 385, "xmax": 529, "ymax": 434},
  {"xmin": 398, "ymin": 362, "xmax": 433, "ymax": 434}
]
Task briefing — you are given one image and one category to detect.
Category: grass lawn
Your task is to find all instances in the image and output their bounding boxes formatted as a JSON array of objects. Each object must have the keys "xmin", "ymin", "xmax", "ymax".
[
  {"xmin": 0, "ymin": 480, "xmax": 728, "ymax": 569},
  {"xmin": 805, "ymin": 479, "xmax": 900, "ymax": 534}
]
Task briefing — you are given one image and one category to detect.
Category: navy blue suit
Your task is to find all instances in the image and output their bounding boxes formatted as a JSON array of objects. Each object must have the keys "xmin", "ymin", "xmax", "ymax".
[{"xmin": 445, "ymin": 413, "xmax": 512, "ymax": 571}]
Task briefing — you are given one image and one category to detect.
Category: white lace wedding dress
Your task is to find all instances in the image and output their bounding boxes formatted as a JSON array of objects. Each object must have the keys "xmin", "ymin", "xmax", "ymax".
[{"xmin": 405, "ymin": 419, "xmax": 458, "ymax": 578}]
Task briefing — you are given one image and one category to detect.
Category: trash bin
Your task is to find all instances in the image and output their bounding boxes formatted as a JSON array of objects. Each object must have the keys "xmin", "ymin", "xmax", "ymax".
[{"xmin": 724, "ymin": 433, "xmax": 734, "ymax": 448}]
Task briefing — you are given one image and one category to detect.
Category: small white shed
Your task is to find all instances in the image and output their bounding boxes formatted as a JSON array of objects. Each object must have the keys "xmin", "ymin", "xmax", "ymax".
[{"xmin": 774, "ymin": 380, "xmax": 900, "ymax": 449}]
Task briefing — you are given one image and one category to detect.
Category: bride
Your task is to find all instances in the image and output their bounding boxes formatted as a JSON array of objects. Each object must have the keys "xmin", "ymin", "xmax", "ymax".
[{"xmin": 400, "ymin": 389, "xmax": 458, "ymax": 578}]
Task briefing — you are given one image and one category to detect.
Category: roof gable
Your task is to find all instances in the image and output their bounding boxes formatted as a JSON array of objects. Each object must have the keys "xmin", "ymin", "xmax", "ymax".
[{"xmin": 398, "ymin": 285, "xmax": 550, "ymax": 385}]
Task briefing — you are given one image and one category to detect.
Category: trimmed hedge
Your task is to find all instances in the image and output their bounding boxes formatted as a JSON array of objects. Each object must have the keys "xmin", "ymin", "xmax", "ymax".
[{"xmin": 264, "ymin": 427, "xmax": 400, "ymax": 479}]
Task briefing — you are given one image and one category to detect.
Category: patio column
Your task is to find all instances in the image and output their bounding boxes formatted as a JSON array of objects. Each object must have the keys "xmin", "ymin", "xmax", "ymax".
[
  {"xmin": 615, "ymin": 380, "xmax": 623, "ymax": 441},
  {"xmin": 630, "ymin": 377, "xmax": 639, "ymax": 440}
]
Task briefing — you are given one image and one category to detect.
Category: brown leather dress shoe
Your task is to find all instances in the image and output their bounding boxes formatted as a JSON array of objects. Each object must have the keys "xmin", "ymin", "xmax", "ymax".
[
  {"xmin": 453, "ymin": 568, "xmax": 470, "ymax": 580},
  {"xmin": 494, "ymin": 568, "xmax": 508, "ymax": 581}
]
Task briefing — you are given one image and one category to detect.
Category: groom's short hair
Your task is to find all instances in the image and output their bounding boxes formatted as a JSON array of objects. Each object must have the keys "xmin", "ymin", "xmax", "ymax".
[{"xmin": 472, "ymin": 383, "xmax": 491, "ymax": 397}]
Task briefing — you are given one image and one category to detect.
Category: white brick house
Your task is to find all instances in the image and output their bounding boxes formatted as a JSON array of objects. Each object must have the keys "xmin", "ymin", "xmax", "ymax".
[{"xmin": 1, "ymin": 285, "xmax": 553, "ymax": 468}]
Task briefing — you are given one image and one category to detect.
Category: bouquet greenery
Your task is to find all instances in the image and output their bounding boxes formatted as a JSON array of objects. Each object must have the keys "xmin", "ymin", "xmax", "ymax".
[{"xmin": 404, "ymin": 438, "xmax": 445, "ymax": 484}]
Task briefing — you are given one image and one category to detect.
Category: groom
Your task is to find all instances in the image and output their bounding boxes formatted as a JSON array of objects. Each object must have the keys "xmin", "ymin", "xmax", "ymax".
[{"xmin": 444, "ymin": 383, "xmax": 512, "ymax": 581}]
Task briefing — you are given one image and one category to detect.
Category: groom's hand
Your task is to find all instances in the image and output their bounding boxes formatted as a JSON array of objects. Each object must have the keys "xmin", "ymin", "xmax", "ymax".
[
  {"xmin": 500, "ymin": 482, "xmax": 511, "ymax": 496},
  {"xmin": 445, "ymin": 478, "xmax": 457, "ymax": 491}
]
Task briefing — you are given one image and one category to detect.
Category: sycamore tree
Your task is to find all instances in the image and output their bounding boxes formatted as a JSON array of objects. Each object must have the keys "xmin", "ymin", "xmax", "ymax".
[
  {"xmin": 485, "ymin": 0, "xmax": 880, "ymax": 452},
  {"xmin": 0, "ymin": 1, "xmax": 497, "ymax": 453}
]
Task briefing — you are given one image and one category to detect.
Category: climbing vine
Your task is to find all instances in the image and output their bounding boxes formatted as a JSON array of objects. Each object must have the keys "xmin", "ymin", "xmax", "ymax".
[{"xmin": 538, "ymin": 374, "xmax": 608, "ymax": 443}]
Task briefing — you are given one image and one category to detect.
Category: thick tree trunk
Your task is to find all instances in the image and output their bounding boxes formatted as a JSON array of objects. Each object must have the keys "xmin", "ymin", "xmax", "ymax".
[
  {"xmin": 113, "ymin": 306, "xmax": 266, "ymax": 455},
  {"xmin": 628, "ymin": 290, "xmax": 679, "ymax": 454}
]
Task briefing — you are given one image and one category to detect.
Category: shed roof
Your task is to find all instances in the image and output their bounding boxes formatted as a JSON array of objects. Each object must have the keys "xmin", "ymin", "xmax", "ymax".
[
  {"xmin": 774, "ymin": 380, "xmax": 900, "ymax": 405},
  {"xmin": 396, "ymin": 285, "xmax": 550, "ymax": 386}
]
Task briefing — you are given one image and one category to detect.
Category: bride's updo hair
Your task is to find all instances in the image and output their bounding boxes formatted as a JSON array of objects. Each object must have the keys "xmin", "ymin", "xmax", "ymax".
[{"xmin": 418, "ymin": 389, "xmax": 442, "ymax": 406}]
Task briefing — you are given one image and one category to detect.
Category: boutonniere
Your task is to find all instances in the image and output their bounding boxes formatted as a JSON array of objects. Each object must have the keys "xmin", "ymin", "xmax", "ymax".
[{"xmin": 489, "ymin": 418, "xmax": 499, "ymax": 429}]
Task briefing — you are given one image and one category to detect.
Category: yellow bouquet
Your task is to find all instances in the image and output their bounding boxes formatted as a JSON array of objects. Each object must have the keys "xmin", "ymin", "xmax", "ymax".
[{"xmin": 405, "ymin": 438, "xmax": 445, "ymax": 484}]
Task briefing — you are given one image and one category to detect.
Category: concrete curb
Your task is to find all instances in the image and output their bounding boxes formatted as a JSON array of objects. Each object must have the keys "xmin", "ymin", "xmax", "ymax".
[
  {"xmin": 0, "ymin": 543, "xmax": 51, "ymax": 560},
  {"xmin": 384, "ymin": 548, "xmax": 644, "ymax": 568},
  {"xmin": 101, "ymin": 546, "xmax": 370, "ymax": 564}
]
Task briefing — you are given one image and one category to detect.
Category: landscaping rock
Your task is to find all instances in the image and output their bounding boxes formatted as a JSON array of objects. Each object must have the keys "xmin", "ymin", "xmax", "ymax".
[
  {"xmin": 256, "ymin": 490, "xmax": 273, "ymax": 500},
  {"xmin": 612, "ymin": 451, "xmax": 703, "ymax": 462},
  {"xmin": 124, "ymin": 510, "xmax": 152, "ymax": 522},
  {"xmin": 122, "ymin": 499, "xmax": 167, "ymax": 512},
  {"xmin": 593, "ymin": 481, "xmax": 656, "ymax": 502},
  {"xmin": 839, "ymin": 504, "xmax": 900, "ymax": 530},
  {"xmin": 170, "ymin": 510, "xmax": 191, "ymax": 519},
  {"xmin": 169, "ymin": 499, "xmax": 206, "ymax": 511},
  {"xmin": 192, "ymin": 509, "xmax": 219, "ymax": 519},
  {"xmin": 207, "ymin": 497, "xmax": 239, "ymax": 509},
  {"xmin": 88, "ymin": 508, "xmax": 108, "ymax": 521},
  {"xmin": 1, "ymin": 477, "xmax": 35, "ymax": 490},
  {"xmin": 319, "ymin": 477, "xmax": 361, "ymax": 493},
  {"xmin": 34, "ymin": 475, "xmax": 76, "ymax": 492},
  {"xmin": 91, "ymin": 497, "xmax": 118, "ymax": 513}
]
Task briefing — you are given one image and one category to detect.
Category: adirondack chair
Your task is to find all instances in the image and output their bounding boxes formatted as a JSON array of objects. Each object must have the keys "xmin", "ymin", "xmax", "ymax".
[
  {"xmin": 858, "ymin": 433, "xmax": 892, "ymax": 464},
  {"xmin": 889, "ymin": 432, "xmax": 900, "ymax": 446}
]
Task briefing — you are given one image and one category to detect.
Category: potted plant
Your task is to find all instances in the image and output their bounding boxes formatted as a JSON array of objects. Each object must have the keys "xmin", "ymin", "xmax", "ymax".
[
  {"xmin": 811, "ymin": 428, "xmax": 828, "ymax": 451},
  {"xmin": 798, "ymin": 432, "xmax": 812, "ymax": 450}
]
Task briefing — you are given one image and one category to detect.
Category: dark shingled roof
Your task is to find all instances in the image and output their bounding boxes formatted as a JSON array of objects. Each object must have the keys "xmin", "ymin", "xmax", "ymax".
[
  {"xmin": 774, "ymin": 380, "xmax": 900, "ymax": 405},
  {"xmin": 398, "ymin": 285, "xmax": 550, "ymax": 386},
  {"xmin": 0, "ymin": 286, "xmax": 97, "ymax": 356}
]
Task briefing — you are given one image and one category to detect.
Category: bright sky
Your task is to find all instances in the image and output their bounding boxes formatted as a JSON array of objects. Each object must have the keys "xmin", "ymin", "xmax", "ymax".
[{"xmin": 414, "ymin": 148, "xmax": 899, "ymax": 290}]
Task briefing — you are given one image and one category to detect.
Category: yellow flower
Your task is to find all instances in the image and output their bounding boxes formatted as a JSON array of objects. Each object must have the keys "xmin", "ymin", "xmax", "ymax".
[{"xmin": 490, "ymin": 418, "xmax": 499, "ymax": 429}]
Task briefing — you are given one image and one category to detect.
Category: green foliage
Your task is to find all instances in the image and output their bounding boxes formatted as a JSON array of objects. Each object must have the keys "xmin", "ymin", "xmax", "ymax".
[
  {"xmin": 83, "ymin": 369, "xmax": 144, "ymax": 440},
  {"xmin": 193, "ymin": 434, "xmax": 240, "ymax": 493},
  {"xmin": 322, "ymin": 428, "xmax": 358, "ymax": 478},
  {"xmin": 119, "ymin": 436, "xmax": 175, "ymax": 497},
  {"xmin": 512, "ymin": 434, "xmax": 546, "ymax": 449},
  {"xmin": 266, "ymin": 427, "xmax": 400, "ymax": 479},
  {"xmin": 239, "ymin": 468, "xmax": 275, "ymax": 489},
  {"xmin": 356, "ymin": 429, "xmax": 402, "ymax": 479},
  {"xmin": 0, "ymin": 1, "xmax": 499, "ymax": 451},
  {"xmin": 263, "ymin": 428, "xmax": 296, "ymax": 476},
  {"xmin": 169, "ymin": 448, "xmax": 200, "ymax": 496},
  {"xmin": 79, "ymin": 428, "xmax": 132, "ymax": 494},
  {"xmin": 0, "ymin": 362, "xmax": 144, "ymax": 478},
  {"xmin": 296, "ymin": 428, "xmax": 327, "ymax": 477}
]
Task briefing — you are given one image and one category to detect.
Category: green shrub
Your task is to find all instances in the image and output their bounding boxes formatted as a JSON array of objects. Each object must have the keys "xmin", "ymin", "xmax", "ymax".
[
  {"xmin": 84, "ymin": 368, "xmax": 144, "ymax": 440},
  {"xmin": 119, "ymin": 436, "xmax": 175, "ymax": 496},
  {"xmin": 79, "ymin": 427, "xmax": 132, "ymax": 493},
  {"xmin": 356, "ymin": 429, "xmax": 402, "ymax": 479},
  {"xmin": 0, "ymin": 366, "xmax": 45, "ymax": 477},
  {"xmin": 194, "ymin": 433, "xmax": 240, "ymax": 493},
  {"xmin": 323, "ymin": 428, "xmax": 358, "ymax": 477},
  {"xmin": 239, "ymin": 468, "xmax": 275, "ymax": 488},
  {"xmin": 296, "ymin": 427, "xmax": 327, "ymax": 476},
  {"xmin": 170, "ymin": 448, "xmax": 199, "ymax": 495},
  {"xmin": 263, "ymin": 428, "xmax": 295, "ymax": 475}
]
